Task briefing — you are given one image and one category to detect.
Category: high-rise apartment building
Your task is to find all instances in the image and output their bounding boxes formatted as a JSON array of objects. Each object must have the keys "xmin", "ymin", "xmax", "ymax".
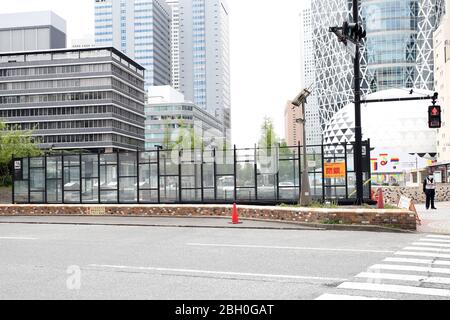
[
  {"xmin": 299, "ymin": 4, "xmax": 322, "ymax": 146},
  {"xmin": 309, "ymin": 0, "xmax": 445, "ymax": 130},
  {"xmin": 171, "ymin": 0, "xmax": 231, "ymax": 144},
  {"xmin": 0, "ymin": 11, "xmax": 66, "ymax": 52},
  {"xmin": 434, "ymin": 14, "xmax": 450, "ymax": 162},
  {"xmin": 0, "ymin": 47, "xmax": 146, "ymax": 152},
  {"xmin": 94, "ymin": 0, "xmax": 172, "ymax": 89},
  {"xmin": 166, "ymin": 0, "xmax": 181, "ymax": 90}
]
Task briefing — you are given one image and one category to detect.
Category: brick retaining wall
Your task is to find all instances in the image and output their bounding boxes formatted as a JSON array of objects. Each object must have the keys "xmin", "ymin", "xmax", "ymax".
[
  {"xmin": 0, "ymin": 204, "xmax": 417, "ymax": 231},
  {"xmin": 380, "ymin": 184, "xmax": 450, "ymax": 205}
]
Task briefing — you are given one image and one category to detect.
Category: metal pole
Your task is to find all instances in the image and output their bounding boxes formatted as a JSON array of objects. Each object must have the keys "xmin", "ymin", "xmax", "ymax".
[
  {"xmin": 11, "ymin": 154, "xmax": 15, "ymax": 204},
  {"xmin": 300, "ymin": 101, "xmax": 312, "ymax": 206},
  {"xmin": 353, "ymin": 0, "xmax": 364, "ymax": 205}
]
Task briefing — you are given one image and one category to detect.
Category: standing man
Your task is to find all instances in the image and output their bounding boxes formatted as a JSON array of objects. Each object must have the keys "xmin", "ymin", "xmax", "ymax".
[{"xmin": 423, "ymin": 173, "xmax": 437, "ymax": 210}]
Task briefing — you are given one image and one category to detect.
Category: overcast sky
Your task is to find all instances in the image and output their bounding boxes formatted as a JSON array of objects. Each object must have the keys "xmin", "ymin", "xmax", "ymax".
[{"xmin": 0, "ymin": 0, "xmax": 307, "ymax": 147}]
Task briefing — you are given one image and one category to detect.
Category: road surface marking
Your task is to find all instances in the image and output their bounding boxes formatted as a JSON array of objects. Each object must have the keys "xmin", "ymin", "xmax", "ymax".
[
  {"xmin": 395, "ymin": 251, "xmax": 450, "ymax": 259},
  {"xmin": 88, "ymin": 264, "xmax": 347, "ymax": 282},
  {"xmin": 369, "ymin": 264, "xmax": 450, "ymax": 275},
  {"xmin": 385, "ymin": 257, "xmax": 450, "ymax": 266},
  {"xmin": 338, "ymin": 282, "xmax": 450, "ymax": 297},
  {"xmin": 427, "ymin": 235, "xmax": 450, "ymax": 240},
  {"xmin": 404, "ymin": 247, "xmax": 450, "ymax": 253},
  {"xmin": 0, "ymin": 237, "xmax": 37, "ymax": 240},
  {"xmin": 420, "ymin": 239, "xmax": 450, "ymax": 244},
  {"xmin": 186, "ymin": 243, "xmax": 395, "ymax": 254},
  {"xmin": 315, "ymin": 293, "xmax": 393, "ymax": 300},
  {"xmin": 357, "ymin": 272, "xmax": 450, "ymax": 285},
  {"xmin": 413, "ymin": 242, "xmax": 450, "ymax": 248}
]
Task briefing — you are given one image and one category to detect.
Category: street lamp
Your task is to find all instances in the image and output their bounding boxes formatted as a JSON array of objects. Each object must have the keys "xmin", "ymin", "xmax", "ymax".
[{"xmin": 292, "ymin": 89, "xmax": 312, "ymax": 207}]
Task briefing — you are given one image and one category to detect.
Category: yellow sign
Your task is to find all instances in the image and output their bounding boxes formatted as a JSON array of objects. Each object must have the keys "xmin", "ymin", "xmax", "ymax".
[{"xmin": 324, "ymin": 162, "xmax": 346, "ymax": 178}]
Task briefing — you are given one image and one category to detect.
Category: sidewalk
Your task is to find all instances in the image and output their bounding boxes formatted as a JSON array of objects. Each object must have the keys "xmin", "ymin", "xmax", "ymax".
[{"xmin": 417, "ymin": 202, "xmax": 450, "ymax": 234}]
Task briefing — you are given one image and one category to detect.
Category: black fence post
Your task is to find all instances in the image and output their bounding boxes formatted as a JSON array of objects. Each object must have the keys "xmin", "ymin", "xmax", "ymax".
[
  {"xmin": 27, "ymin": 155, "xmax": 31, "ymax": 203},
  {"xmin": 79, "ymin": 153, "xmax": 82, "ymax": 204},
  {"xmin": 344, "ymin": 143, "xmax": 349, "ymax": 200},
  {"xmin": 178, "ymin": 149, "xmax": 183, "ymax": 203},
  {"xmin": 321, "ymin": 143, "xmax": 325, "ymax": 202},
  {"xmin": 157, "ymin": 148, "xmax": 161, "ymax": 204},
  {"xmin": 254, "ymin": 145, "xmax": 258, "ymax": 201},
  {"xmin": 44, "ymin": 153, "xmax": 48, "ymax": 204},
  {"xmin": 97, "ymin": 150, "xmax": 101, "ymax": 204},
  {"xmin": 11, "ymin": 154, "xmax": 15, "ymax": 204},
  {"xmin": 298, "ymin": 142, "xmax": 302, "ymax": 196},
  {"xmin": 61, "ymin": 153, "xmax": 65, "ymax": 204},
  {"xmin": 233, "ymin": 145, "xmax": 237, "ymax": 202},
  {"xmin": 116, "ymin": 151, "xmax": 120, "ymax": 204},
  {"xmin": 213, "ymin": 148, "xmax": 217, "ymax": 201},
  {"xmin": 136, "ymin": 148, "xmax": 140, "ymax": 204},
  {"xmin": 200, "ymin": 149, "xmax": 204, "ymax": 203}
]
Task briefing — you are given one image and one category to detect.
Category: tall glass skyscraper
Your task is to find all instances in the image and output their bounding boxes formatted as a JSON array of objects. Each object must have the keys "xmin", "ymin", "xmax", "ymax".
[
  {"xmin": 308, "ymin": 0, "xmax": 446, "ymax": 128},
  {"xmin": 169, "ymin": 0, "xmax": 231, "ymax": 143},
  {"xmin": 94, "ymin": 0, "xmax": 172, "ymax": 89}
]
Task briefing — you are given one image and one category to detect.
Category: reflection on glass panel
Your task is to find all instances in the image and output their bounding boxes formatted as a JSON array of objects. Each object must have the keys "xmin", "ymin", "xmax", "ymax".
[
  {"xmin": 30, "ymin": 169, "xmax": 45, "ymax": 191},
  {"xmin": 257, "ymin": 174, "xmax": 276, "ymax": 200},
  {"xmin": 64, "ymin": 191, "xmax": 80, "ymax": 203},
  {"xmin": 119, "ymin": 177, "xmax": 137, "ymax": 203},
  {"xmin": 64, "ymin": 166, "xmax": 80, "ymax": 191},
  {"xmin": 140, "ymin": 190, "xmax": 158, "ymax": 203},
  {"xmin": 30, "ymin": 192, "xmax": 44, "ymax": 203},
  {"xmin": 47, "ymin": 179, "xmax": 62, "ymax": 203},
  {"xmin": 14, "ymin": 181, "xmax": 28, "ymax": 203},
  {"xmin": 100, "ymin": 165, "xmax": 117, "ymax": 189},
  {"xmin": 216, "ymin": 176, "xmax": 234, "ymax": 201},
  {"xmin": 159, "ymin": 176, "xmax": 178, "ymax": 202},
  {"xmin": 237, "ymin": 188, "xmax": 255, "ymax": 201},
  {"xmin": 100, "ymin": 191, "xmax": 117, "ymax": 203},
  {"xmin": 236, "ymin": 163, "xmax": 254, "ymax": 188},
  {"xmin": 82, "ymin": 178, "xmax": 98, "ymax": 203},
  {"xmin": 119, "ymin": 153, "xmax": 137, "ymax": 177},
  {"xmin": 82, "ymin": 155, "xmax": 98, "ymax": 178}
]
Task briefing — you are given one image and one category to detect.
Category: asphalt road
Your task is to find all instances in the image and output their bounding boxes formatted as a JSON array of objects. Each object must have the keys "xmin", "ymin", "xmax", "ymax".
[{"xmin": 0, "ymin": 217, "xmax": 448, "ymax": 300}]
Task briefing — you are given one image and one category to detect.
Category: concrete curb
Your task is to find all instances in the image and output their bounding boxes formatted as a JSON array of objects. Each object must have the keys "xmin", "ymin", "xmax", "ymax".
[{"xmin": 0, "ymin": 215, "xmax": 415, "ymax": 233}]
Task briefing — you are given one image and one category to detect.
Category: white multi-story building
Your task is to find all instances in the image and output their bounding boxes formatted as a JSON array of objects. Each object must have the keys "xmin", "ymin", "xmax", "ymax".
[
  {"xmin": 94, "ymin": 0, "xmax": 172, "ymax": 89},
  {"xmin": 299, "ymin": 3, "xmax": 322, "ymax": 146},
  {"xmin": 169, "ymin": 0, "xmax": 231, "ymax": 144}
]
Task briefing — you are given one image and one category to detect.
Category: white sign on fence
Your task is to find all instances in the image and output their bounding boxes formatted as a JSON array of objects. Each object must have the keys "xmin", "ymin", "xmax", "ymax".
[{"xmin": 398, "ymin": 196, "xmax": 412, "ymax": 210}]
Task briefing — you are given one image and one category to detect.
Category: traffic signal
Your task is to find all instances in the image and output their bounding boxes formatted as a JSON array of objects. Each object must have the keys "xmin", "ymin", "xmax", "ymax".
[
  {"xmin": 342, "ymin": 21, "xmax": 367, "ymax": 43},
  {"xmin": 429, "ymin": 105, "xmax": 442, "ymax": 129}
]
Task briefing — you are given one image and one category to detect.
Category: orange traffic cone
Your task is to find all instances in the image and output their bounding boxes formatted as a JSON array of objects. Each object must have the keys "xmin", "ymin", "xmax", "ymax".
[
  {"xmin": 377, "ymin": 188, "xmax": 385, "ymax": 209},
  {"xmin": 231, "ymin": 203, "xmax": 240, "ymax": 224}
]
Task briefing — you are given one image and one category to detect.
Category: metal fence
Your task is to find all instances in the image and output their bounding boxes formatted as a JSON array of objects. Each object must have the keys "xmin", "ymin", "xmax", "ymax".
[{"xmin": 12, "ymin": 141, "xmax": 372, "ymax": 205}]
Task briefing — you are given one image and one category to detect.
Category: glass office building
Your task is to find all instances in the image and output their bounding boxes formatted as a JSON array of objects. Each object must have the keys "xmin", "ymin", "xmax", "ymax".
[
  {"xmin": 94, "ymin": 0, "xmax": 172, "ymax": 90},
  {"xmin": 0, "ymin": 47, "xmax": 146, "ymax": 152},
  {"xmin": 309, "ymin": 0, "xmax": 446, "ymax": 128}
]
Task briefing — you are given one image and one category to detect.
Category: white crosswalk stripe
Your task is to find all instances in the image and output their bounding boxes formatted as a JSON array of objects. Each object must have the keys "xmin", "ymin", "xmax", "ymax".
[
  {"xmin": 403, "ymin": 247, "xmax": 450, "ymax": 253},
  {"xmin": 338, "ymin": 282, "xmax": 450, "ymax": 297},
  {"xmin": 413, "ymin": 242, "xmax": 450, "ymax": 248},
  {"xmin": 427, "ymin": 235, "xmax": 450, "ymax": 240},
  {"xmin": 315, "ymin": 293, "xmax": 394, "ymax": 300},
  {"xmin": 395, "ymin": 251, "xmax": 450, "ymax": 259},
  {"xmin": 317, "ymin": 236, "xmax": 450, "ymax": 300},
  {"xmin": 356, "ymin": 272, "xmax": 450, "ymax": 285},
  {"xmin": 384, "ymin": 257, "xmax": 450, "ymax": 266},
  {"xmin": 420, "ymin": 239, "xmax": 450, "ymax": 244}
]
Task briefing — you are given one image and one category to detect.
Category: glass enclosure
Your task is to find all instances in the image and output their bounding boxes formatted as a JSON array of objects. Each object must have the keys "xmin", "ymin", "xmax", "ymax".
[{"xmin": 12, "ymin": 142, "xmax": 371, "ymax": 205}]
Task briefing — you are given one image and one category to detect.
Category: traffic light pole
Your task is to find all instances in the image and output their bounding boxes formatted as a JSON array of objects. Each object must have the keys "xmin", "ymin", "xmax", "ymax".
[{"xmin": 352, "ymin": 0, "xmax": 364, "ymax": 205}]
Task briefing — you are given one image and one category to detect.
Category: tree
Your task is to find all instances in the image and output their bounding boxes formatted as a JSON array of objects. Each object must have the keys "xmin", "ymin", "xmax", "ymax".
[
  {"xmin": 258, "ymin": 117, "xmax": 278, "ymax": 149},
  {"xmin": 0, "ymin": 121, "xmax": 42, "ymax": 186}
]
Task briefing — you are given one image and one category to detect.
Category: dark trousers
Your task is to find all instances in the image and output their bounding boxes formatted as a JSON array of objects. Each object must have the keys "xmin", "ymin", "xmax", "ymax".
[{"xmin": 425, "ymin": 190, "xmax": 436, "ymax": 209}]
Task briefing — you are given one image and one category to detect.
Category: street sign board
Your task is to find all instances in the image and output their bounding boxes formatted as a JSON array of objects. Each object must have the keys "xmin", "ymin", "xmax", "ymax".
[{"xmin": 324, "ymin": 162, "xmax": 346, "ymax": 179}]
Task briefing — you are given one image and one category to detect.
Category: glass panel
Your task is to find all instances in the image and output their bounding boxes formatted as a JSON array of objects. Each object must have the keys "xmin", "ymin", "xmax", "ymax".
[
  {"xmin": 216, "ymin": 176, "xmax": 234, "ymax": 201},
  {"xmin": 119, "ymin": 153, "xmax": 137, "ymax": 177},
  {"xmin": 119, "ymin": 177, "xmax": 137, "ymax": 203},
  {"xmin": 47, "ymin": 179, "xmax": 62, "ymax": 203},
  {"xmin": 14, "ymin": 181, "xmax": 28, "ymax": 203},
  {"xmin": 140, "ymin": 190, "xmax": 158, "ymax": 203},
  {"xmin": 82, "ymin": 178, "xmax": 98, "ymax": 203},
  {"xmin": 159, "ymin": 176, "xmax": 179, "ymax": 203},
  {"xmin": 64, "ymin": 191, "xmax": 80, "ymax": 204}
]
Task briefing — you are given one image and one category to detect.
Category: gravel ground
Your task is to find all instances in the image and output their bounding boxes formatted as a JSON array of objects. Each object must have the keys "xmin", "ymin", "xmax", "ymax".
[{"xmin": 0, "ymin": 187, "xmax": 12, "ymax": 204}]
